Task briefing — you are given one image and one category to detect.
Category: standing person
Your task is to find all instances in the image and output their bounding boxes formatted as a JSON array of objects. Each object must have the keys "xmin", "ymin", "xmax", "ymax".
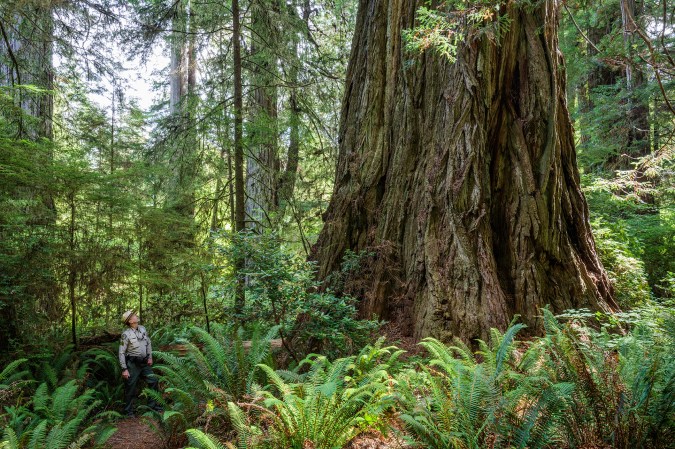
[{"xmin": 119, "ymin": 310, "xmax": 162, "ymax": 417}]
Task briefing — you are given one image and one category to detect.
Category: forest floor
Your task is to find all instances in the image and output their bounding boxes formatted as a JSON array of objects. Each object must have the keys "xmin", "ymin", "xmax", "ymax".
[
  {"xmin": 103, "ymin": 415, "xmax": 410, "ymax": 449},
  {"xmin": 104, "ymin": 416, "xmax": 165, "ymax": 449}
]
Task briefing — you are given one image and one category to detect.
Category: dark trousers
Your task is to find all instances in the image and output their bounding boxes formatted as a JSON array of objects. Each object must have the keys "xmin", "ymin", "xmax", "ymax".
[{"xmin": 124, "ymin": 357, "xmax": 159, "ymax": 415}]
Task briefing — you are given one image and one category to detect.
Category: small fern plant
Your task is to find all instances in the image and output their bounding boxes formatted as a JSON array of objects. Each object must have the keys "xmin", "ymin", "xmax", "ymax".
[{"xmin": 540, "ymin": 307, "xmax": 675, "ymax": 449}]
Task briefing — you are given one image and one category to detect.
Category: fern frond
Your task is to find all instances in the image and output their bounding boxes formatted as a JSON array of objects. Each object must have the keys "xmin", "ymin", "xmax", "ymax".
[
  {"xmin": 185, "ymin": 428, "xmax": 228, "ymax": 449},
  {"xmin": 494, "ymin": 323, "xmax": 526, "ymax": 376},
  {"xmin": 27, "ymin": 420, "xmax": 48, "ymax": 449},
  {"xmin": 0, "ymin": 359, "xmax": 29, "ymax": 385},
  {"xmin": 1, "ymin": 428, "xmax": 19, "ymax": 449}
]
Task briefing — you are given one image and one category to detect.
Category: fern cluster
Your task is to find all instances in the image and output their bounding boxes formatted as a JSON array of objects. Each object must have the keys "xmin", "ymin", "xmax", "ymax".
[
  {"xmin": 186, "ymin": 338, "xmax": 402, "ymax": 449},
  {"xmin": 1, "ymin": 379, "xmax": 116, "ymax": 449},
  {"xmin": 397, "ymin": 309, "xmax": 674, "ymax": 449},
  {"xmin": 0, "ymin": 345, "xmax": 123, "ymax": 449},
  {"xmin": 177, "ymin": 311, "xmax": 674, "ymax": 449},
  {"xmin": 397, "ymin": 321, "xmax": 573, "ymax": 449},
  {"xmin": 538, "ymin": 308, "xmax": 674, "ymax": 448},
  {"xmin": 155, "ymin": 324, "xmax": 279, "ymax": 430}
]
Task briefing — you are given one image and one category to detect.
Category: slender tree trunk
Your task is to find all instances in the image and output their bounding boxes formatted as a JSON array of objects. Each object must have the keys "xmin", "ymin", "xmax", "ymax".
[
  {"xmin": 279, "ymin": 6, "xmax": 302, "ymax": 214},
  {"xmin": 68, "ymin": 193, "xmax": 77, "ymax": 348},
  {"xmin": 232, "ymin": 0, "xmax": 246, "ymax": 314},
  {"xmin": 169, "ymin": 9, "xmax": 186, "ymax": 116},
  {"xmin": 246, "ymin": 0, "xmax": 280, "ymax": 231},
  {"xmin": 620, "ymin": 0, "xmax": 651, "ymax": 163},
  {"xmin": 312, "ymin": 0, "xmax": 618, "ymax": 342},
  {"xmin": 200, "ymin": 272, "xmax": 211, "ymax": 333}
]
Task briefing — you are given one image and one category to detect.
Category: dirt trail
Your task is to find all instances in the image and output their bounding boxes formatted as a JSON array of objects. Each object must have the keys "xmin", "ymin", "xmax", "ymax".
[{"xmin": 105, "ymin": 416, "xmax": 166, "ymax": 449}]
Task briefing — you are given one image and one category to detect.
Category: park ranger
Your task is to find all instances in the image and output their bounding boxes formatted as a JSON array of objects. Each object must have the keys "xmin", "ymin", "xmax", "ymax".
[{"xmin": 119, "ymin": 310, "xmax": 162, "ymax": 416}]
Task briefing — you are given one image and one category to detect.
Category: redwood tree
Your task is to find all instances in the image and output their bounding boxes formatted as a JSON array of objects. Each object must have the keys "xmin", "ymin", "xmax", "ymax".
[{"xmin": 312, "ymin": 0, "xmax": 619, "ymax": 342}]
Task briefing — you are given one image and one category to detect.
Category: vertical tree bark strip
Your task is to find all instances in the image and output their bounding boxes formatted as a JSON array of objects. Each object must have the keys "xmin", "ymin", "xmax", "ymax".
[
  {"xmin": 232, "ymin": 0, "xmax": 246, "ymax": 314},
  {"xmin": 246, "ymin": 0, "xmax": 280, "ymax": 232},
  {"xmin": 312, "ymin": 0, "xmax": 618, "ymax": 342},
  {"xmin": 68, "ymin": 193, "xmax": 77, "ymax": 348}
]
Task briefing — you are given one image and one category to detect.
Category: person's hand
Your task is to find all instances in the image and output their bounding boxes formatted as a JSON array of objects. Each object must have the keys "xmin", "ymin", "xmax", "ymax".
[
  {"xmin": 147, "ymin": 357, "xmax": 153, "ymax": 366},
  {"xmin": 122, "ymin": 369, "xmax": 130, "ymax": 380}
]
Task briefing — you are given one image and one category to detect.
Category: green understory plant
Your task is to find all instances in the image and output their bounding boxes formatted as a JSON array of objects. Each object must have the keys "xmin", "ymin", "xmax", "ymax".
[
  {"xmin": 222, "ymin": 342, "xmax": 401, "ymax": 449},
  {"xmin": 1, "ymin": 379, "xmax": 116, "ymax": 449},
  {"xmin": 213, "ymin": 232, "xmax": 380, "ymax": 359},
  {"xmin": 543, "ymin": 307, "xmax": 675, "ymax": 448},
  {"xmin": 397, "ymin": 321, "xmax": 574, "ymax": 449},
  {"xmin": 154, "ymin": 324, "xmax": 279, "ymax": 434}
]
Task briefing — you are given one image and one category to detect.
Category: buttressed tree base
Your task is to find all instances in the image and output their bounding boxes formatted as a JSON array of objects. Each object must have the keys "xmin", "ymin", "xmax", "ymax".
[{"xmin": 312, "ymin": 0, "xmax": 619, "ymax": 342}]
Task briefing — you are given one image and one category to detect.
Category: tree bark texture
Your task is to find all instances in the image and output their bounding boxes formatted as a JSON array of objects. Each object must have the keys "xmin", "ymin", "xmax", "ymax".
[
  {"xmin": 246, "ymin": 0, "xmax": 280, "ymax": 231},
  {"xmin": 312, "ymin": 0, "xmax": 618, "ymax": 342},
  {"xmin": 620, "ymin": 0, "xmax": 650, "ymax": 161},
  {"xmin": 232, "ymin": 0, "xmax": 246, "ymax": 314}
]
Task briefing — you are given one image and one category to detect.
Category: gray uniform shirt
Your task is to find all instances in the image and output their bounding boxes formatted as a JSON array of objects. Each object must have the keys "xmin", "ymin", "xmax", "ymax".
[{"xmin": 118, "ymin": 325, "xmax": 153, "ymax": 370}]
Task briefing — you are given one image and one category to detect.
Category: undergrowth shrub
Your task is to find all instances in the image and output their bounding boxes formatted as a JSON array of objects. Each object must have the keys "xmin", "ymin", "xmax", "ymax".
[
  {"xmin": 212, "ymin": 231, "xmax": 380, "ymax": 359},
  {"xmin": 80, "ymin": 346, "xmax": 123, "ymax": 411},
  {"xmin": 584, "ymin": 174, "xmax": 675, "ymax": 303},
  {"xmin": 397, "ymin": 308, "xmax": 674, "ymax": 449},
  {"xmin": 549, "ymin": 306, "xmax": 675, "ymax": 448},
  {"xmin": 186, "ymin": 338, "xmax": 403, "ymax": 448}
]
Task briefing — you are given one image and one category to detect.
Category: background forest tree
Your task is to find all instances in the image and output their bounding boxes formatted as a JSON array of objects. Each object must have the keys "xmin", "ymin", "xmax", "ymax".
[{"xmin": 0, "ymin": 0, "xmax": 355, "ymax": 348}]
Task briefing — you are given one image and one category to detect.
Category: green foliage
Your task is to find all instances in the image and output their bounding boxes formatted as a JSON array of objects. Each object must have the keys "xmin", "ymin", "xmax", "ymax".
[
  {"xmin": 403, "ymin": 0, "xmax": 511, "ymax": 61},
  {"xmin": 397, "ymin": 322, "xmax": 573, "ymax": 449},
  {"xmin": 233, "ymin": 354, "xmax": 393, "ymax": 449},
  {"xmin": 213, "ymin": 232, "xmax": 380, "ymax": 358},
  {"xmin": 155, "ymin": 324, "xmax": 278, "ymax": 429},
  {"xmin": 559, "ymin": 0, "xmax": 675, "ymax": 303},
  {"xmin": 584, "ymin": 174, "xmax": 675, "ymax": 304},
  {"xmin": 79, "ymin": 346, "xmax": 124, "ymax": 410},
  {"xmin": 395, "ymin": 309, "xmax": 674, "ymax": 449},
  {"xmin": 185, "ymin": 428, "xmax": 231, "ymax": 449},
  {"xmin": 0, "ymin": 359, "xmax": 29, "ymax": 391},
  {"xmin": 544, "ymin": 307, "xmax": 675, "ymax": 448},
  {"xmin": 2, "ymin": 379, "xmax": 116, "ymax": 449}
]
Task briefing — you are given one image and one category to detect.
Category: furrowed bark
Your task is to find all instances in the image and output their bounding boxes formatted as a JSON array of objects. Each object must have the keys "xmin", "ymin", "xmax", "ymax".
[{"xmin": 312, "ymin": 0, "xmax": 618, "ymax": 342}]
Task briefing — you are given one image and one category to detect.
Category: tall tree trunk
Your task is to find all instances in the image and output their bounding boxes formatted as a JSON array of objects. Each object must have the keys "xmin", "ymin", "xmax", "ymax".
[
  {"xmin": 312, "ymin": 0, "xmax": 618, "ymax": 342},
  {"xmin": 0, "ymin": 3, "xmax": 56, "ymax": 349},
  {"xmin": 279, "ymin": 2, "xmax": 303, "ymax": 214},
  {"xmin": 167, "ymin": 0, "xmax": 198, "ymax": 227},
  {"xmin": 232, "ymin": 0, "xmax": 246, "ymax": 314},
  {"xmin": 620, "ymin": 0, "xmax": 650, "ymax": 163},
  {"xmin": 246, "ymin": 0, "xmax": 280, "ymax": 232},
  {"xmin": 169, "ymin": 9, "xmax": 186, "ymax": 116}
]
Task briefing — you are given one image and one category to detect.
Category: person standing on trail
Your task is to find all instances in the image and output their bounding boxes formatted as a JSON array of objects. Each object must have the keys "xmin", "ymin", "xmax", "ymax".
[{"xmin": 119, "ymin": 310, "xmax": 163, "ymax": 417}]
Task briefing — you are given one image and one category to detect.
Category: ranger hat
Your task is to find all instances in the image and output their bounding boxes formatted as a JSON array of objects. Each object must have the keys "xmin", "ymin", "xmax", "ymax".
[{"xmin": 122, "ymin": 309, "xmax": 137, "ymax": 325}]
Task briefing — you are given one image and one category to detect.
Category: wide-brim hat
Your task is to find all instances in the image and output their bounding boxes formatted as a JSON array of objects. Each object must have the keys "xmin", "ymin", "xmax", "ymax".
[{"xmin": 122, "ymin": 309, "xmax": 137, "ymax": 325}]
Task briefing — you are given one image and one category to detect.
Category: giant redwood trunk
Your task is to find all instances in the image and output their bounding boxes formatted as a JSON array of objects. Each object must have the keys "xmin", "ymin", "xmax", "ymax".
[{"xmin": 312, "ymin": 0, "xmax": 619, "ymax": 342}]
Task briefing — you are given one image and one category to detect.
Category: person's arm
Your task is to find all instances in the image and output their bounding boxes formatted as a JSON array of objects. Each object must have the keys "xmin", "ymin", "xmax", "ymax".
[
  {"xmin": 145, "ymin": 327, "xmax": 153, "ymax": 365},
  {"xmin": 119, "ymin": 333, "xmax": 130, "ymax": 378}
]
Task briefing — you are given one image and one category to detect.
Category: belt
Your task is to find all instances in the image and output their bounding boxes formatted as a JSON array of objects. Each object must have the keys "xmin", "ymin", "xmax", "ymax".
[{"xmin": 126, "ymin": 355, "xmax": 148, "ymax": 364}]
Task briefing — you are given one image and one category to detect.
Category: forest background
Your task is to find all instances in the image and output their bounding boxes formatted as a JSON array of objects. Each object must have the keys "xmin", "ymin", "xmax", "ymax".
[
  {"xmin": 1, "ymin": 0, "xmax": 673, "ymax": 349},
  {"xmin": 0, "ymin": 0, "xmax": 674, "ymax": 447}
]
